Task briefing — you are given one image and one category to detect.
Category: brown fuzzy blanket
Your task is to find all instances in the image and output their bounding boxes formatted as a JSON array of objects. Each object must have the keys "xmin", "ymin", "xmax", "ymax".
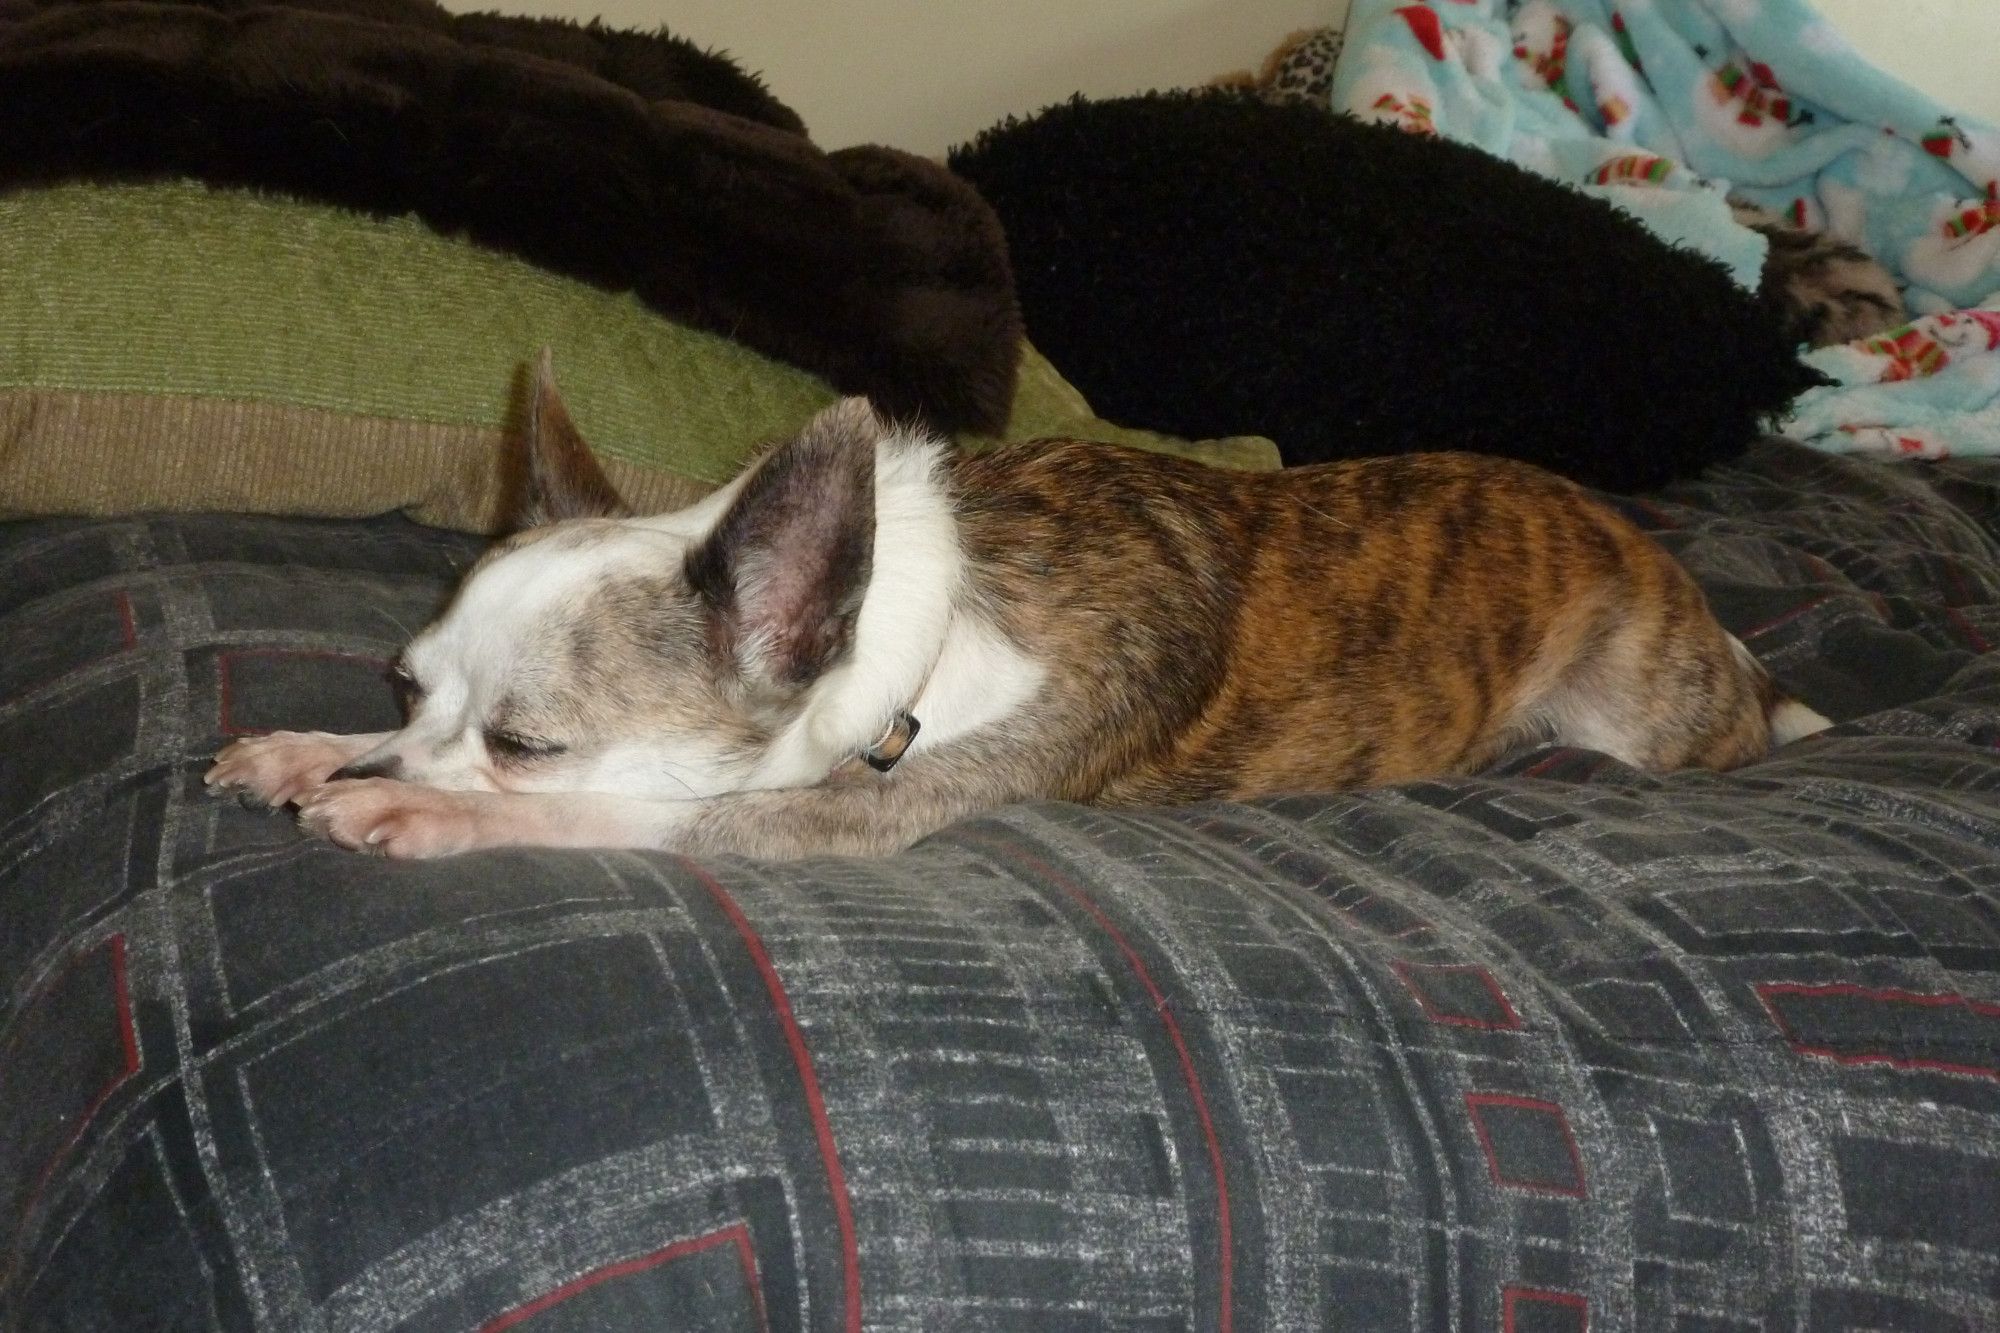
[{"xmin": 0, "ymin": 0, "xmax": 1022, "ymax": 432}]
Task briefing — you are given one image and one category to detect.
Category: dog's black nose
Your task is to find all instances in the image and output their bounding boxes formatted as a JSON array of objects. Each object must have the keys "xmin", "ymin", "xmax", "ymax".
[{"xmin": 329, "ymin": 756, "xmax": 403, "ymax": 781}]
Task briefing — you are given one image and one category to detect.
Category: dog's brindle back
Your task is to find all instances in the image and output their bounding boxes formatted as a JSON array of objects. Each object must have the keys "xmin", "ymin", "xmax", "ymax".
[
  {"xmin": 666, "ymin": 440, "xmax": 1775, "ymax": 859},
  {"xmin": 956, "ymin": 441, "xmax": 1768, "ymax": 800}
]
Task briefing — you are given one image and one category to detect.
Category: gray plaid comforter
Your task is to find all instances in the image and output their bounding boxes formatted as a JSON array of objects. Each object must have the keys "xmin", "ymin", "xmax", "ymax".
[{"xmin": 3, "ymin": 437, "xmax": 1997, "ymax": 1330}]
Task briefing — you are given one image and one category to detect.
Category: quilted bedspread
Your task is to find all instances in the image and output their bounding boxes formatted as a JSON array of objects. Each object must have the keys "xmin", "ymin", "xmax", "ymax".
[{"xmin": 4, "ymin": 438, "xmax": 2000, "ymax": 1330}]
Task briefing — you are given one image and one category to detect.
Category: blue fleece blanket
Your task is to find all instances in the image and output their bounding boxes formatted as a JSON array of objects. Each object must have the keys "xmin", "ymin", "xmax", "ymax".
[{"xmin": 1328, "ymin": 0, "xmax": 2000, "ymax": 459}]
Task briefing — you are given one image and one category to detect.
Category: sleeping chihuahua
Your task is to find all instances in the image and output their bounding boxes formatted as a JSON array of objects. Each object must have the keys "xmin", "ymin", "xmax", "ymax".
[{"xmin": 206, "ymin": 353, "xmax": 1827, "ymax": 859}]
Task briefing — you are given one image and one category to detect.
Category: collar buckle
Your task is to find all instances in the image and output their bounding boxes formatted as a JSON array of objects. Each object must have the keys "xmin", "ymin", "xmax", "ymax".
[{"xmin": 862, "ymin": 710, "xmax": 921, "ymax": 772}]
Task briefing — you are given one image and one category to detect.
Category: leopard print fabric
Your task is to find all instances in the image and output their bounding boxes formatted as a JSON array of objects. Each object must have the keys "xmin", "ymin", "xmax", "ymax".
[
  {"xmin": 1259, "ymin": 27, "xmax": 1346, "ymax": 108},
  {"xmin": 1730, "ymin": 201, "xmax": 1908, "ymax": 348}
]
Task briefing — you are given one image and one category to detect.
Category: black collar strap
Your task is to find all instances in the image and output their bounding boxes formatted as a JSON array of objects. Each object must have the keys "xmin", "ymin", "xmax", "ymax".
[{"xmin": 863, "ymin": 710, "xmax": 921, "ymax": 772}]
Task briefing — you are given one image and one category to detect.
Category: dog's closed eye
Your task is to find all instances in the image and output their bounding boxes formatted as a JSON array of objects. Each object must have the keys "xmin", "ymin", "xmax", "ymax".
[
  {"xmin": 484, "ymin": 729, "xmax": 569, "ymax": 761},
  {"xmin": 390, "ymin": 661, "xmax": 426, "ymax": 719}
]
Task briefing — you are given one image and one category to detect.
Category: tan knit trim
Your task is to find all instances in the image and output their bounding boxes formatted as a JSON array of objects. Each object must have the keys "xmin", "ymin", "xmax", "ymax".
[{"xmin": 0, "ymin": 388, "xmax": 714, "ymax": 533}]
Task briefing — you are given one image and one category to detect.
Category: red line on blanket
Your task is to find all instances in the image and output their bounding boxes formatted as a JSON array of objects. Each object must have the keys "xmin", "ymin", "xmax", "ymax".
[
  {"xmin": 479, "ymin": 1222, "xmax": 766, "ymax": 1332},
  {"xmin": 964, "ymin": 834, "xmax": 1236, "ymax": 1333},
  {"xmin": 1464, "ymin": 1092, "xmax": 1588, "ymax": 1198},
  {"xmin": 1755, "ymin": 981, "xmax": 2000, "ymax": 1081},
  {"xmin": 680, "ymin": 861, "xmax": 860, "ymax": 1332},
  {"xmin": 1739, "ymin": 595, "xmax": 1833, "ymax": 642},
  {"xmin": 8, "ymin": 591, "xmax": 142, "ymax": 703},
  {"xmin": 1504, "ymin": 1284, "xmax": 1589, "ymax": 1331},
  {"xmin": 1759, "ymin": 980, "xmax": 2000, "ymax": 1014},
  {"xmin": 1938, "ymin": 557, "xmax": 1977, "ymax": 608},
  {"xmin": 1, "ymin": 935, "xmax": 141, "ymax": 1290},
  {"xmin": 1945, "ymin": 606, "xmax": 1991, "ymax": 654},
  {"xmin": 732, "ymin": 1224, "xmax": 770, "ymax": 1332},
  {"xmin": 1520, "ymin": 749, "xmax": 1576, "ymax": 779},
  {"xmin": 1391, "ymin": 960, "xmax": 1523, "ymax": 1031}
]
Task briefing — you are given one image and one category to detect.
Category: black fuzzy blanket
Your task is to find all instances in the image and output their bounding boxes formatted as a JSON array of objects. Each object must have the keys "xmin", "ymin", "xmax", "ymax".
[
  {"xmin": 0, "ymin": 0, "xmax": 1022, "ymax": 433},
  {"xmin": 953, "ymin": 93, "xmax": 1827, "ymax": 490}
]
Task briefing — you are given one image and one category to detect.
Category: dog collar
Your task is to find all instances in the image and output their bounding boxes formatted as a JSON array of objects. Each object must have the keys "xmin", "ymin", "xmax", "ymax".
[{"xmin": 862, "ymin": 710, "xmax": 921, "ymax": 772}]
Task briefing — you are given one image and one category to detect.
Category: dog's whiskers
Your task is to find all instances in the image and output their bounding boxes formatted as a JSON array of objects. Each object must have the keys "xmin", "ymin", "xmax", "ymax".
[
  {"xmin": 375, "ymin": 606, "xmax": 420, "ymax": 642},
  {"xmin": 653, "ymin": 762, "xmax": 701, "ymax": 800}
]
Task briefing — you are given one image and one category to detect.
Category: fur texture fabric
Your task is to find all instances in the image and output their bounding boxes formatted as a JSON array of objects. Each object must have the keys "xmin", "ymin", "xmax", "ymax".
[
  {"xmin": 0, "ymin": 0, "xmax": 1022, "ymax": 433},
  {"xmin": 950, "ymin": 91, "xmax": 1826, "ymax": 491}
]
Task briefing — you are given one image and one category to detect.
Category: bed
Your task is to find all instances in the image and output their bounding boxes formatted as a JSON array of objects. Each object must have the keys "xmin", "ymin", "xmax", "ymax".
[
  {"xmin": 5, "ymin": 1, "xmax": 1999, "ymax": 1327},
  {"xmin": 6, "ymin": 437, "xmax": 2000, "ymax": 1329}
]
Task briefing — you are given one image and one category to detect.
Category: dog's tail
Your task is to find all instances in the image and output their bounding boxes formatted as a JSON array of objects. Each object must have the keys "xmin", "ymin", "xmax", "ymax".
[
  {"xmin": 1768, "ymin": 696, "xmax": 1834, "ymax": 747},
  {"xmin": 1732, "ymin": 635, "xmax": 1832, "ymax": 748}
]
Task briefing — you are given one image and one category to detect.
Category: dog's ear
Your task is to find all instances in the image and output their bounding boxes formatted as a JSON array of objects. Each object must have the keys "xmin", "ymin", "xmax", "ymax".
[
  {"xmin": 685, "ymin": 397, "xmax": 880, "ymax": 689},
  {"xmin": 516, "ymin": 349, "xmax": 631, "ymax": 529}
]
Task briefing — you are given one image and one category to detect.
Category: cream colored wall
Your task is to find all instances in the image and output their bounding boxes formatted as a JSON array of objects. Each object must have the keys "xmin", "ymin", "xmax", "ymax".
[
  {"xmin": 445, "ymin": 0, "xmax": 1996, "ymax": 154},
  {"xmin": 1815, "ymin": 0, "xmax": 2000, "ymax": 124},
  {"xmin": 447, "ymin": 0, "xmax": 1347, "ymax": 155}
]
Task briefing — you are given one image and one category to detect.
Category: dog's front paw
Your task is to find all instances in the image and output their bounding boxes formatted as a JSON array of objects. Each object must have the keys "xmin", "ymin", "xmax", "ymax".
[
  {"xmin": 300, "ymin": 772, "xmax": 516, "ymax": 856},
  {"xmin": 206, "ymin": 731, "xmax": 379, "ymax": 808},
  {"xmin": 297, "ymin": 779, "xmax": 493, "ymax": 859}
]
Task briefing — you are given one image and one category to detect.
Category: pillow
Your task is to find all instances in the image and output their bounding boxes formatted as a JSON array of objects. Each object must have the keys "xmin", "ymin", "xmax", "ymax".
[
  {"xmin": 949, "ymin": 92, "xmax": 1827, "ymax": 493},
  {"xmin": 0, "ymin": 181, "xmax": 1277, "ymax": 533},
  {"xmin": 0, "ymin": 0, "xmax": 1020, "ymax": 433}
]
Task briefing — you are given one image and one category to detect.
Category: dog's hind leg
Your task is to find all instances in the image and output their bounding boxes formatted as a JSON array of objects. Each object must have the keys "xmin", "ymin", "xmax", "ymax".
[
  {"xmin": 1524, "ymin": 583, "xmax": 1817, "ymax": 773},
  {"xmin": 672, "ymin": 762, "xmax": 1025, "ymax": 859}
]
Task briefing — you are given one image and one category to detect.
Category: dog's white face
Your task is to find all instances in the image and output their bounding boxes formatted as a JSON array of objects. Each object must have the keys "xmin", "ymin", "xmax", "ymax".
[
  {"xmin": 336, "ymin": 364, "xmax": 886, "ymax": 803},
  {"xmin": 355, "ymin": 524, "xmax": 756, "ymax": 800}
]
